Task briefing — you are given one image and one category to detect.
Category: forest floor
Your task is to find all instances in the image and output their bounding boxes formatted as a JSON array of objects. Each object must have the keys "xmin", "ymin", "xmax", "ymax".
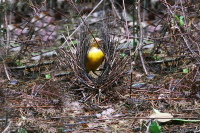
[{"xmin": 0, "ymin": 1, "xmax": 200, "ymax": 133}]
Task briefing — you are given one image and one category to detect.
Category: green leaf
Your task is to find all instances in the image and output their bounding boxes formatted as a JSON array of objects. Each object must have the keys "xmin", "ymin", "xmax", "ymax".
[
  {"xmin": 174, "ymin": 15, "xmax": 184, "ymax": 26},
  {"xmin": 147, "ymin": 41, "xmax": 153, "ymax": 43},
  {"xmin": 124, "ymin": 104, "xmax": 130, "ymax": 108},
  {"xmin": 57, "ymin": 127, "xmax": 64, "ymax": 131},
  {"xmin": 12, "ymin": 43, "xmax": 20, "ymax": 46},
  {"xmin": 149, "ymin": 120, "xmax": 161, "ymax": 133},
  {"xmin": 179, "ymin": 16, "xmax": 184, "ymax": 26},
  {"xmin": 125, "ymin": 42, "xmax": 137, "ymax": 46},
  {"xmin": 120, "ymin": 53, "xmax": 126, "ymax": 58},
  {"xmin": 195, "ymin": 101, "xmax": 198, "ymax": 106},
  {"xmin": 70, "ymin": 40, "xmax": 77, "ymax": 45},
  {"xmin": 152, "ymin": 55, "xmax": 161, "ymax": 61},
  {"xmin": 20, "ymin": 128, "xmax": 26, "ymax": 133},
  {"xmin": 183, "ymin": 68, "xmax": 188, "ymax": 73},
  {"xmin": 20, "ymin": 115, "xmax": 26, "ymax": 120},
  {"xmin": 42, "ymin": 49, "xmax": 48, "ymax": 52},
  {"xmin": 152, "ymin": 107, "xmax": 161, "ymax": 114},
  {"xmin": 145, "ymin": 49, "xmax": 151, "ymax": 53},
  {"xmin": 45, "ymin": 74, "xmax": 51, "ymax": 79},
  {"xmin": 125, "ymin": 42, "xmax": 133, "ymax": 45},
  {"xmin": 174, "ymin": 15, "xmax": 179, "ymax": 21},
  {"xmin": 15, "ymin": 61, "xmax": 23, "ymax": 66},
  {"xmin": 173, "ymin": 119, "xmax": 200, "ymax": 122}
]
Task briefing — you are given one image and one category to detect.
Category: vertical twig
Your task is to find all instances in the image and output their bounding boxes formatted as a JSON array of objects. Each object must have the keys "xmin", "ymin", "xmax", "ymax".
[
  {"xmin": 142, "ymin": 0, "xmax": 146, "ymax": 22},
  {"xmin": 5, "ymin": 7, "xmax": 9, "ymax": 56},
  {"xmin": 68, "ymin": 1, "xmax": 97, "ymax": 44},
  {"xmin": 122, "ymin": 0, "xmax": 132, "ymax": 98},
  {"xmin": 3, "ymin": 60, "xmax": 10, "ymax": 81},
  {"xmin": 110, "ymin": 0, "xmax": 121, "ymax": 20},
  {"xmin": 49, "ymin": 0, "xmax": 52, "ymax": 13},
  {"xmin": 0, "ymin": 9, "xmax": 2, "ymax": 47},
  {"xmin": 137, "ymin": 1, "xmax": 148, "ymax": 75},
  {"xmin": 60, "ymin": 0, "xmax": 104, "ymax": 48},
  {"xmin": 130, "ymin": 0, "xmax": 136, "ymax": 98}
]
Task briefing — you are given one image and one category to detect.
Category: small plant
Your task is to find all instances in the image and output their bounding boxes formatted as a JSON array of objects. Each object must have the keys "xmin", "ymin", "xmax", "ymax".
[
  {"xmin": 45, "ymin": 74, "xmax": 51, "ymax": 79},
  {"xmin": 152, "ymin": 55, "xmax": 161, "ymax": 61},
  {"xmin": 15, "ymin": 61, "xmax": 23, "ymax": 66},
  {"xmin": 183, "ymin": 68, "xmax": 188, "ymax": 73},
  {"xmin": 149, "ymin": 120, "xmax": 161, "ymax": 133},
  {"xmin": 19, "ymin": 128, "xmax": 26, "ymax": 133},
  {"xmin": 120, "ymin": 53, "xmax": 126, "ymax": 58},
  {"xmin": 174, "ymin": 15, "xmax": 184, "ymax": 26}
]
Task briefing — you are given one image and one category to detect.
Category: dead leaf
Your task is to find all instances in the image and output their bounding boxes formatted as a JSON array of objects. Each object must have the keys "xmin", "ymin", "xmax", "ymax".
[{"xmin": 150, "ymin": 113, "xmax": 173, "ymax": 122}]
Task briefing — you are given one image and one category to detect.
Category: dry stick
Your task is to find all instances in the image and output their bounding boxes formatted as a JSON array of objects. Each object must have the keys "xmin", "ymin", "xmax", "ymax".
[
  {"xmin": 137, "ymin": 1, "xmax": 148, "ymax": 75},
  {"xmin": 100, "ymin": 70, "xmax": 125, "ymax": 91},
  {"xmin": 122, "ymin": 0, "xmax": 132, "ymax": 98},
  {"xmin": 59, "ymin": 48, "xmax": 93, "ymax": 84},
  {"xmin": 68, "ymin": 1, "xmax": 100, "ymax": 45},
  {"xmin": 5, "ymin": 10, "xmax": 9, "ymax": 57},
  {"xmin": 164, "ymin": 0, "xmax": 200, "ymax": 64},
  {"xmin": 67, "ymin": 0, "xmax": 105, "ymax": 56},
  {"xmin": 94, "ymin": 117, "xmax": 199, "ymax": 121},
  {"xmin": 61, "ymin": 48, "xmax": 84, "ymax": 72},
  {"xmin": 141, "ymin": 6, "xmax": 166, "ymax": 22},
  {"xmin": 62, "ymin": 34, "xmax": 79, "ymax": 65},
  {"xmin": 9, "ymin": 10, "xmax": 30, "ymax": 22},
  {"xmin": 47, "ymin": 6, "xmax": 68, "ymax": 18},
  {"xmin": 172, "ymin": 67, "xmax": 193, "ymax": 91},
  {"xmin": 2, "ymin": 120, "xmax": 12, "ymax": 133},
  {"xmin": 108, "ymin": 32, "xmax": 189, "ymax": 40},
  {"xmin": 182, "ymin": 2, "xmax": 200, "ymax": 55},
  {"xmin": 180, "ymin": 0, "xmax": 188, "ymax": 32},
  {"xmin": 110, "ymin": 0, "xmax": 121, "ymax": 19},
  {"xmin": 60, "ymin": 0, "xmax": 104, "ymax": 48},
  {"xmin": 3, "ymin": 60, "xmax": 10, "ymax": 81},
  {"xmin": 122, "ymin": 1, "xmax": 130, "ymax": 79},
  {"xmin": 186, "ymin": 3, "xmax": 200, "ymax": 55}
]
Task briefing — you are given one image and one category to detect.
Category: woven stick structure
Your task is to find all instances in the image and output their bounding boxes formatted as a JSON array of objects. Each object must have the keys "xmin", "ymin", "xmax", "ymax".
[{"xmin": 58, "ymin": 25, "xmax": 129, "ymax": 94}]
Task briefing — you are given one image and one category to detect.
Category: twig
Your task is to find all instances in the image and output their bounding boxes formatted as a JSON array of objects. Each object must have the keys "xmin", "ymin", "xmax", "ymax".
[
  {"xmin": 95, "ymin": 116, "xmax": 199, "ymax": 121},
  {"xmin": 137, "ymin": 1, "xmax": 148, "ymax": 75},
  {"xmin": 164, "ymin": 0, "xmax": 200, "ymax": 64},
  {"xmin": 9, "ymin": 61, "xmax": 54, "ymax": 70},
  {"xmin": 60, "ymin": 0, "xmax": 104, "ymax": 48},
  {"xmin": 2, "ymin": 120, "xmax": 12, "ymax": 133},
  {"xmin": 9, "ymin": 10, "xmax": 30, "ymax": 22},
  {"xmin": 122, "ymin": 0, "xmax": 132, "ymax": 98},
  {"xmin": 67, "ymin": 1, "xmax": 99, "ymax": 44},
  {"xmin": 110, "ymin": 0, "xmax": 121, "ymax": 19},
  {"xmin": 3, "ymin": 60, "xmax": 10, "ymax": 81},
  {"xmin": 5, "ymin": 9, "xmax": 9, "ymax": 56},
  {"xmin": 172, "ymin": 69, "xmax": 193, "ymax": 91}
]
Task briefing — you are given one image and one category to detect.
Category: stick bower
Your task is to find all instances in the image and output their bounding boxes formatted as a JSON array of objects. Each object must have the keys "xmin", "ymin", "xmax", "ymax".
[{"xmin": 57, "ymin": 26, "xmax": 129, "ymax": 94}]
